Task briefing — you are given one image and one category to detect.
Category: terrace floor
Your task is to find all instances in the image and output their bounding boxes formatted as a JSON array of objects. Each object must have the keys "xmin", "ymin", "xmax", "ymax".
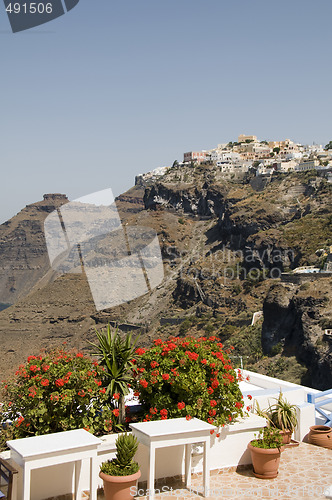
[{"xmin": 89, "ymin": 442, "xmax": 332, "ymax": 500}]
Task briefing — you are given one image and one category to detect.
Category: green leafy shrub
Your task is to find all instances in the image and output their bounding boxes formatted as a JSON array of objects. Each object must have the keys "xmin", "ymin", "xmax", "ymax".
[
  {"xmin": 1, "ymin": 348, "xmax": 119, "ymax": 439},
  {"xmin": 133, "ymin": 336, "xmax": 245, "ymax": 427},
  {"xmin": 270, "ymin": 342, "xmax": 283, "ymax": 356},
  {"xmin": 179, "ymin": 318, "xmax": 192, "ymax": 335},
  {"xmin": 100, "ymin": 433, "xmax": 139, "ymax": 476},
  {"xmin": 251, "ymin": 427, "xmax": 283, "ymax": 449}
]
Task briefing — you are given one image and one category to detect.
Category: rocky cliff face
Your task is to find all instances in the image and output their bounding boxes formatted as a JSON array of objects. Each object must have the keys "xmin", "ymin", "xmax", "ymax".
[
  {"xmin": 262, "ymin": 280, "xmax": 332, "ymax": 389},
  {"xmin": 0, "ymin": 194, "xmax": 68, "ymax": 305},
  {"xmin": 144, "ymin": 182, "xmax": 228, "ymax": 217}
]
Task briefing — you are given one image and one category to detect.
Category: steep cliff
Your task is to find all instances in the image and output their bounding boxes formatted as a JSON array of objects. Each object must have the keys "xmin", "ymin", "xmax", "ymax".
[
  {"xmin": 0, "ymin": 194, "xmax": 68, "ymax": 305},
  {"xmin": 262, "ymin": 279, "xmax": 332, "ymax": 389}
]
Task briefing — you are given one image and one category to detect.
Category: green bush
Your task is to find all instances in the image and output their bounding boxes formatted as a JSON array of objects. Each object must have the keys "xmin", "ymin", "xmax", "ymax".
[
  {"xmin": 1, "ymin": 349, "xmax": 119, "ymax": 439},
  {"xmin": 134, "ymin": 336, "xmax": 244, "ymax": 427},
  {"xmin": 251, "ymin": 427, "xmax": 283, "ymax": 449}
]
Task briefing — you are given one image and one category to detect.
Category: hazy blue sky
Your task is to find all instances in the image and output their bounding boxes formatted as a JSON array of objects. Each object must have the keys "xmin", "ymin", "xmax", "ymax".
[{"xmin": 1, "ymin": 0, "xmax": 331, "ymax": 223}]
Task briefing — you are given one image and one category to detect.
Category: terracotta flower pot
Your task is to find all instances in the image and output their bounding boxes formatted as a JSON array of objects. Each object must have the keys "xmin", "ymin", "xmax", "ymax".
[
  {"xmin": 99, "ymin": 469, "xmax": 141, "ymax": 500},
  {"xmin": 279, "ymin": 429, "xmax": 292, "ymax": 445},
  {"xmin": 308, "ymin": 425, "xmax": 332, "ymax": 449},
  {"xmin": 248, "ymin": 442, "xmax": 284, "ymax": 479}
]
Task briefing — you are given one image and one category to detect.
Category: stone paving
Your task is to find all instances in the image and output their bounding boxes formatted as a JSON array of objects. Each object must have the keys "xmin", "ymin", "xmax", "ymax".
[{"xmin": 93, "ymin": 442, "xmax": 332, "ymax": 500}]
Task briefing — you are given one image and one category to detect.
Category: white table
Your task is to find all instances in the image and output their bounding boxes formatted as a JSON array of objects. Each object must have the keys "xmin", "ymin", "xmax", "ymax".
[
  {"xmin": 130, "ymin": 417, "xmax": 215, "ymax": 499},
  {"xmin": 7, "ymin": 429, "xmax": 101, "ymax": 500}
]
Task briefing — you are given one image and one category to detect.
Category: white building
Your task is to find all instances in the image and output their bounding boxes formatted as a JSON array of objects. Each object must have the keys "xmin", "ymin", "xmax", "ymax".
[
  {"xmin": 295, "ymin": 160, "xmax": 320, "ymax": 171},
  {"xmin": 211, "ymin": 150, "xmax": 241, "ymax": 163}
]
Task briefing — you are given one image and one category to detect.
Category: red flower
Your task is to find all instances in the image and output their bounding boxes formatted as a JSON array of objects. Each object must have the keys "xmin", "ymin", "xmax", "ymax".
[
  {"xmin": 154, "ymin": 339, "xmax": 163, "ymax": 346},
  {"xmin": 160, "ymin": 409, "xmax": 168, "ymax": 417},
  {"xmin": 150, "ymin": 361, "xmax": 159, "ymax": 368},
  {"xmin": 177, "ymin": 402, "xmax": 185, "ymax": 410},
  {"xmin": 167, "ymin": 342, "xmax": 177, "ymax": 350},
  {"xmin": 41, "ymin": 379, "xmax": 49, "ymax": 386},
  {"xmin": 78, "ymin": 390, "xmax": 85, "ymax": 397},
  {"xmin": 28, "ymin": 388, "xmax": 36, "ymax": 398},
  {"xmin": 55, "ymin": 379, "xmax": 65, "ymax": 387},
  {"xmin": 185, "ymin": 351, "xmax": 199, "ymax": 361},
  {"xmin": 42, "ymin": 364, "xmax": 50, "ymax": 372},
  {"xmin": 76, "ymin": 353, "xmax": 84, "ymax": 358},
  {"xmin": 186, "ymin": 415, "xmax": 192, "ymax": 421},
  {"xmin": 139, "ymin": 379, "xmax": 148, "ymax": 388},
  {"xmin": 16, "ymin": 416, "xmax": 24, "ymax": 427},
  {"xmin": 29, "ymin": 365, "xmax": 38, "ymax": 372},
  {"xmin": 210, "ymin": 362, "xmax": 216, "ymax": 368},
  {"xmin": 247, "ymin": 394, "xmax": 252, "ymax": 400},
  {"xmin": 210, "ymin": 429, "xmax": 214, "ymax": 435},
  {"xmin": 210, "ymin": 400, "xmax": 217, "ymax": 408},
  {"xmin": 149, "ymin": 407, "xmax": 157, "ymax": 414},
  {"xmin": 135, "ymin": 348, "xmax": 146, "ymax": 355},
  {"xmin": 113, "ymin": 393, "xmax": 120, "ymax": 400},
  {"xmin": 94, "ymin": 379, "xmax": 102, "ymax": 386},
  {"xmin": 100, "ymin": 388, "xmax": 106, "ymax": 394},
  {"xmin": 209, "ymin": 409, "xmax": 216, "ymax": 417},
  {"xmin": 162, "ymin": 373, "xmax": 170, "ymax": 381},
  {"xmin": 112, "ymin": 409, "xmax": 120, "ymax": 417},
  {"xmin": 207, "ymin": 387, "xmax": 213, "ymax": 395},
  {"xmin": 216, "ymin": 433, "xmax": 220, "ymax": 438},
  {"xmin": 235, "ymin": 402, "xmax": 243, "ymax": 408},
  {"xmin": 211, "ymin": 379, "xmax": 219, "ymax": 389},
  {"xmin": 201, "ymin": 359, "xmax": 207, "ymax": 365},
  {"xmin": 27, "ymin": 356, "xmax": 37, "ymax": 362}
]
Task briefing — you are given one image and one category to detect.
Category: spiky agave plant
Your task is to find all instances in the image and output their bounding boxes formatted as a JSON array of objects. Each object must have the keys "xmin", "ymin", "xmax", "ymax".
[
  {"xmin": 269, "ymin": 392, "xmax": 298, "ymax": 432},
  {"xmin": 255, "ymin": 391, "xmax": 298, "ymax": 432},
  {"xmin": 100, "ymin": 433, "xmax": 139, "ymax": 476},
  {"xmin": 89, "ymin": 325, "xmax": 140, "ymax": 425}
]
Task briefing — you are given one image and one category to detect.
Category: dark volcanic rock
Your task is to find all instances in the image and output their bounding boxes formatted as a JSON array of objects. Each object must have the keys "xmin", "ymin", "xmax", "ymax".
[
  {"xmin": 262, "ymin": 281, "xmax": 332, "ymax": 389},
  {"xmin": 144, "ymin": 182, "xmax": 228, "ymax": 217}
]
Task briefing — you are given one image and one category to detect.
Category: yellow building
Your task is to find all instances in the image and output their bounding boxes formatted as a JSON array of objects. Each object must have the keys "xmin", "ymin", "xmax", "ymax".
[{"xmin": 238, "ymin": 134, "xmax": 257, "ymax": 143}]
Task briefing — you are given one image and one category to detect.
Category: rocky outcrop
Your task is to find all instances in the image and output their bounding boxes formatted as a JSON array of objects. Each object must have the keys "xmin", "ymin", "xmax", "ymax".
[
  {"xmin": 0, "ymin": 194, "xmax": 68, "ymax": 305},
  {"xmin": 173, "ymin": 275, "xmax": 247, "ymax": 313},
  {"xmin": 262, "ymin": 281, "xmax": 332, "ymax": 389},
  {"xmin": 144, "ymin": 182, "xmax": 228, "ymax": 217}
]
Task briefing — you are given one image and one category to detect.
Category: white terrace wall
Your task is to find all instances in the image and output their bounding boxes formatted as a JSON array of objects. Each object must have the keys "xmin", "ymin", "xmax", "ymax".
[{"xmin": 240, "ymin": 370, "xmax": 320, "ymax": 441}]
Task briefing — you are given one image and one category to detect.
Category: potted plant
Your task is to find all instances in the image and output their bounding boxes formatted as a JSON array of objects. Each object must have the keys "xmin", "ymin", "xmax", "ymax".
[
  {"xmin": 248, "ymin": 426, "xmax": 284, "ymax": 479},
  {"xmin": 99, "ymin": 433, "xmax": 141, "ymax": 500},
  {"xmin": 255, "ymin": 391, "xmax": 298, "ymax": 444}
]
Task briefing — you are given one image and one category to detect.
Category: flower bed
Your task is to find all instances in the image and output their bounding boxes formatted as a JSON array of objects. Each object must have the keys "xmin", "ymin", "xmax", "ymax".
[{"xmin": 133, "ymin": 336, "xmax": 245, "ymax": 427}]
